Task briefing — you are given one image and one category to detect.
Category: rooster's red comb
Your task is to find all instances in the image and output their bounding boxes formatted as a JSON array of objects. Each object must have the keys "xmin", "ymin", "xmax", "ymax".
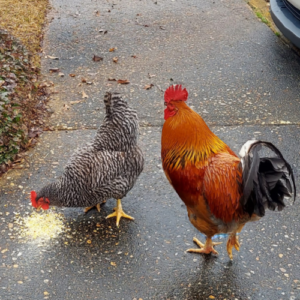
[
  {"xmin": 31, "ymin": 190, "xmax": 38, "ymax": 208},
  {"xmin": 164, "ymin": 85, "xmax": 188, "ymax": 103}
]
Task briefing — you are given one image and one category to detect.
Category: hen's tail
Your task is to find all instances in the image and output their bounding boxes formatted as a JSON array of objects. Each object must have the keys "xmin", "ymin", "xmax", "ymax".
[{"xmin": 239, "ymin": 140, "xmax": 296, "ymax": 217}]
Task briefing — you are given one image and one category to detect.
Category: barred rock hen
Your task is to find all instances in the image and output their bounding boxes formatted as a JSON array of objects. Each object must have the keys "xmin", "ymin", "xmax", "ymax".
[
  {"xmin": 161, "ymin": 85, "xmax": 296, "ymax": 259},
  {"xmin": 31, "ymin": 92, "xmax": 144, "ymax": 226}
]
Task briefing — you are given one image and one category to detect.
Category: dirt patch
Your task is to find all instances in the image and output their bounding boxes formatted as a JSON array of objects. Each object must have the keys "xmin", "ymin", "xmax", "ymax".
[
  {"xmin": 0, "ymin": 0, "xmax": 49, "ymax": 67},
  {"xmin": 247, "ymin": 0, "xmax": 280, "ymax": 34}
]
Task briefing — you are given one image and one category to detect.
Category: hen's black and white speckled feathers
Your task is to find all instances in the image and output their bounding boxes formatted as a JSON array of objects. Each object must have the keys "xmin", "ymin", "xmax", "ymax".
[{"xmin": 36, "ymin": 92, "xmax": 144, "ymax": 208}]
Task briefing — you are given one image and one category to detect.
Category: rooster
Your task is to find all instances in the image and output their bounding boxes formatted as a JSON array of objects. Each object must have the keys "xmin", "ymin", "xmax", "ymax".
[
  {"xmin": 31, "ymin": 92, "xmax": 144, "ymax": 227},
  {"xmin": 161, "ymin": 85, "xmax": 296, "ymax": 259}
]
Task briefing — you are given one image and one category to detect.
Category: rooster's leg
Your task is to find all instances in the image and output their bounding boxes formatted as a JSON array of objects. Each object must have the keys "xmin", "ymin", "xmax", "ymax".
[
  {"xmin": 226, "ymin": 234, "xmax": 240, "ymax": 260},
  {"xmin": 106, "ymin": 199, "xmax": 134, "ymax": 227},
  {"xmin": 84, "ymin": 200, "xmax": 106, "ymax": 213},
  {"xmin": 187, "ymin": 237, "xmax": 222, "ymax": 255}
]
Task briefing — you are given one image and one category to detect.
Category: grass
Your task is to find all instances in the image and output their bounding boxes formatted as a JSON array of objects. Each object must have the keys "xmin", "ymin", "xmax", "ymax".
[
  {"xmin": 255, "ymin": 11, "xmax": 270, "ymax": 26},
  {"xmin": 248, "ymin": 0, "xmax": 278, "ymax": 33},
  {"xmin": 0, "ymin": 0, "xmax": 49, "ymax": 66}
]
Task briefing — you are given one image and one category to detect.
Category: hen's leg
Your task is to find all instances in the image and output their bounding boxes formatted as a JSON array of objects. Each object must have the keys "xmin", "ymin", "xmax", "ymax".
[
  {"xmin": 187, "ymin": 237, "xmax": 222, "ymax": 255},
  {"xmin": 106, "ymin": 199, "xmax": 134, "ymax": 227},
  {"xmin": 84, "ymin": 200, "xmax": 106, "ymax": 213}
]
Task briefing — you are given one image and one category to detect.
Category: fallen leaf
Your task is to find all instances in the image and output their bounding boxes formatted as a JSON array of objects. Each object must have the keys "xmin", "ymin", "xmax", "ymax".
[
  {"xmin": 43, "ymin": 126, "xmax": 54, "ymax": 131},
  {"xmin": 113, "ymin": 57, "xmax": 118, "ymax": 63},
  {"xmin": 39, "ymin": 81, "xmax": 52, "ymax": 88},
  {"xmin": 63, "ymin": 104, "xmax": 70, "ymax": 110},
  {"xmin": 81, "ymin": 78, "xmax": 87, "ymax": 83},
  {"xmin": 131, "ymin": 55, "xmax": 137, "ymax": 58},
  {"xmin": 69, "ymin": 73, "xmax": 76, "ymax": 77},
  {"xmin": 49, "ymin": 68, "xmax": 60, "ymax": 73},
  {"xmin": 110, "ymin": 262, "xmax": 116, "ymax": 266},
  {"xmin": 117, "ymin": 79, "xmax": 130, "ymax": 84},
  {"xmin": 109, "ymin": 47, "xmax": 116, "ymax": 52},
  {"xmin": 159, "ymin": 26, "xmax": 165, "ymax": 30},
  {"xmin": 144, "ymin": 84, "xmax": 154, "ymax": 90},
  {"xmin": 280, "ymin": 268, "xmax": 286, "ymax": 272},
  {"xmin": 70, "ymin": 100, "xmax": 83, "ymax": 104},
  {"xmin": 148, "ymin": 73, "xmax": 156, "ymax": 78},
  {"xmin": 82, "ymin": 91, "xmax": 89, "ymax": 98},
  {"xmin": 108, "ymin": 78, "xmax": 116, "ymax": 81},
  {"xmin": 47, "ymin": 55, "xmax": 59, "ymax": 60},
  {"xmin": 93, "ymin": 55, "xmax": 103, "ymax": 62},
  {"xmin": 143, "ymin": 24, "xmax": 149, "ymax": 27},
  {"xmin": 95, "ymin": 11, "xmax": 100, "ymax": 16},
  {"xmin": 58, "ymin": 72, "xmax": 65, "ymax": 77}
]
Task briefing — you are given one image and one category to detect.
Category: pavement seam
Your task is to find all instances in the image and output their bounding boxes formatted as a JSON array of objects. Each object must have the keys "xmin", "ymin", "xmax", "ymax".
[{"xmin": 47, "ymin": 123, "xmax": 300, "ymax": 132}]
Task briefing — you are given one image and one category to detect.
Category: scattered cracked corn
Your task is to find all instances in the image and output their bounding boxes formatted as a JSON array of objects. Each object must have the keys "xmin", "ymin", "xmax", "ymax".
[
  {"xmin": 14, "ymin": 211, "xmax": 65, "ymax": 241},
  {"xmin": 87, "ymin": 240, "xmax": 92, "ymax": 244},
  {"xmin": 110, "ymin": 262, "xmax": 116, "ymax": 266}
]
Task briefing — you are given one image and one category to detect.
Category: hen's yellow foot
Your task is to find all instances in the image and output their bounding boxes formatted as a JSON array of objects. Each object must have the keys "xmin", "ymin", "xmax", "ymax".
[
  {"xmin": 106, "ymin": 199, "xmax": 134, "ymax": 227},
  {"xmin": 227, "ymin": 234, "xmax": 240, "ymax": 260},
  {"xmin": 84, "ymin": 200, "xmax": 106, "ymax": 213},
  {"xmin": 187, "ymin": 237, "xmax": 222, "ymax": 255}
]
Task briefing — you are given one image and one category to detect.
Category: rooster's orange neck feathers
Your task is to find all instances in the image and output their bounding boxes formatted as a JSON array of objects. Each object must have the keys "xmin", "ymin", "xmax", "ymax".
[{"xmin": 162, "ymin": 101, "xmax": 230, "ymax": 170}]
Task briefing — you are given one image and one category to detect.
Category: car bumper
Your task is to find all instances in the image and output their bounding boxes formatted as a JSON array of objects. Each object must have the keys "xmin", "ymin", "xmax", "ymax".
[{"xmin": 270, "ymin": 0, "xmax": 300, "ymax": 48}]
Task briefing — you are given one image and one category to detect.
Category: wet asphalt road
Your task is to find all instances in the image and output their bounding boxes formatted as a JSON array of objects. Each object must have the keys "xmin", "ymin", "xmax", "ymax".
[{"xmin": 1, "ymin": 0, "xmax": 300, "ymax": 299}]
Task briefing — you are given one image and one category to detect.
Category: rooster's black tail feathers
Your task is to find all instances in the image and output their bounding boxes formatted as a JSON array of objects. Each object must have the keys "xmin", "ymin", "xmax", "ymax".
[{"xmin": 240, "ymin": 140, "xmax": 296, "ymax": 217}]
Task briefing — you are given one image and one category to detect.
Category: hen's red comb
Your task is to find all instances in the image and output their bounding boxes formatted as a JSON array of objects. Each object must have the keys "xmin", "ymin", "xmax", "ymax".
[
  {"xmin": 164, "ymin": 85, "xmax": 188, "ymax": 103},
  {"xmin": 31, "ymin": 191, "xmax": 38, "ymax": 208}
]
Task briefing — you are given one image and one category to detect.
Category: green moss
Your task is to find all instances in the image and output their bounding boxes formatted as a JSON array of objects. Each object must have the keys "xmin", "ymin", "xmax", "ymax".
[{"xmin": 256, "ymin": 11, "xmax": 270, "ymax": 25}]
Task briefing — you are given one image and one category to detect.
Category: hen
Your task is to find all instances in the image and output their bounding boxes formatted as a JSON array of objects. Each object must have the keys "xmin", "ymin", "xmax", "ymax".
[
  {"xmin": 31, "ymin": 92, "xmax": 144, "ymax": 227},
  {"xmin": 161, "ymin": 85, "xmax": 296, "ymax": 259}
]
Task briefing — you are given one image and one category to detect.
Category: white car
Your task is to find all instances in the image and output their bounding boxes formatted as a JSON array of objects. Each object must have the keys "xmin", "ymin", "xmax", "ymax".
[{"xmin": 271, "ymin": 0, "xmax": 300, "ymax": 48}]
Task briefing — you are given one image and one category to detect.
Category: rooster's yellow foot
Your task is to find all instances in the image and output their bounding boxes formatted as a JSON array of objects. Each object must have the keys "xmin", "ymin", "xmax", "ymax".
[
  {"xmin": 187, "ymin": 237, "xmax": 222, "ymax": 255},
  {"xmin": 227, "ymin": 234, "xmax": 240, "ymax": 260}
]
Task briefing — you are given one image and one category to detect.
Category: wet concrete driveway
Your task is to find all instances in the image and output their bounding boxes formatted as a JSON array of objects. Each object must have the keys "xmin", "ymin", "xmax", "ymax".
[{"xmin": 1, "ymin": 0, "xmax": 300, "ymax": 299}]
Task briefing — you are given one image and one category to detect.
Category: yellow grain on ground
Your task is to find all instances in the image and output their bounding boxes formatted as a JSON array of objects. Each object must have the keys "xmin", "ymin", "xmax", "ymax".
[
  {"xmin": 15, "ymin": 211, "xmax": 65, "ymax": 242},
  {"xmin": 0, "ymin": 0, "xmax": 49, "ymax": 66}
]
